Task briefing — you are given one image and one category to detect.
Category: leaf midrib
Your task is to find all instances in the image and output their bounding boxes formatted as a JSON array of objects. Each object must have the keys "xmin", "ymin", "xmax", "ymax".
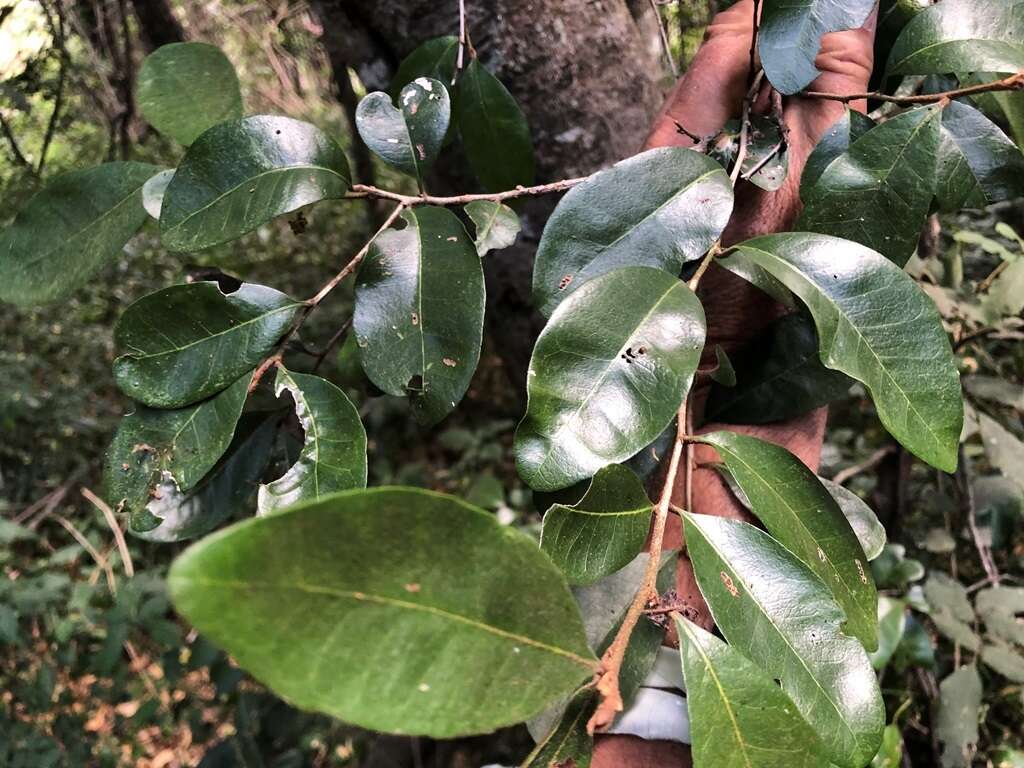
[{"xmin": 172, "ymin": 574, "xmax": 598, "ymax": 669}]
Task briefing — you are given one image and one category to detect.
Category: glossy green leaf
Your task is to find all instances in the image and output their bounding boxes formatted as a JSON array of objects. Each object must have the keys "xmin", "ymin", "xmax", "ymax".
[
  {"xmin": 803, "ymin": 108, "xmax": 876, "ymax": 191},
  {"xmin": 137, "ymin": 415, "xmax": 277, "ymax": 543},
  {"xmin": 541, "ymin": 465, "xmax": 652, "ymax": 585},
  {"xmin": 892, "ymin": 615, "xmax": 936, "ymax": 671},
  {"xmin": 705, "ymin": 313, "xmax": 853, "ymax": 425},
  {"xmin": 516, "ymin": 266, "xmax": 705, "ymax": 491},
  {"xmin": 870, "ymin": 725, "xmax": 904, "ymax": 768},
  {"xmin": 935, "ymin": 100, "xmax": 1024, "ymax": 212},
  {"xmin": 457, "ymin": 58, "xmax": 534, "ymax": 192},
  {"xmin": 160, "ymin": 116, "xmax": 351, "ymax": 251},
  {"xmin": 533, "ymin": 147, "xmax": 732, "ymax": 316},
  {"xmin": 677, "ymin": 615, "xmax": 826, "ymax": 768},
  {"xmin": 729, "ymin": 233, "xmax": 962, "ymax": 472},
  {"xmin": 759, "ymin": 0, "xmax": 876, "ymax": 94},
  {"xmin": 390, "ymin": 36, "xmax": 459, "ymax": 97},
  {"xmin": 697, "ymin": 431, "xmax": 879, "ymax": 648},
  {"xmin": 353, "ymin": 206, "xmax": 484, "ymax": 425},
  {"xmin": 465, "ymin": 200, "xmax": 520, "ymax": 256},
  {"xmin": 821, "ymin": 478, "xmax": 887, "ymax": 561},
  {"xmin": 709, "ymin": 116, "xmax": 789, "ymax": 191},
  {"xmin": 0, "ymin": 162, "xmax": 160, "ymax": 306},
  {"xmin": 105, "ymin": 374, "xmax": 250, "ymax": 532},
  {"xmin": 168, "ymin": 488, "xmax": 598, "ymax": 737},
  {"xmin": 142, "ymin": 168, "xmax": 175, "ymax": 220},
  {"xmin": 887, "ymin": 0, "xmax": 1024, "ymax": 77},
  {"xmin": 114, "ymin": 282, "xmax": 301, "ymax": 409},
  {"xmin": 709, "ymin": 344, "xmax": 737, "ymax": 387},
  {"xmin": 257, "ymin": 368, "xmax": 366, "ymax": 513},
  {"xmin": 683, "ymin": 513, "xmax": 885, "ymax": 768},
  {"xmin": 356, "ymin": 78, "xmax": 450, "ymax": 183},
  {"xmin": 936, "ymin": 665, "xmax": 981, "ymax": 768},
  {"xmin": 798, "ymin": 106, "xmax": 942, "ymax": 266},
  {"xmin": 871, "ymin": 597, "xmax": 907, "ymax": 670},
  {"xmin": 136, "ymin": 42, "xmax": 243, "ymax": 146}
]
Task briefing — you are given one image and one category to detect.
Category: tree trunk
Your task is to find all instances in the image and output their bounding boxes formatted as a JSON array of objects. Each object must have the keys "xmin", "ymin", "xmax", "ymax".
[
  {"xmin": 309, "ymin": 0, "xmax": 664, "ymax": 394},
  {"xmin": 130, "ymin": 0, "xmax": 185, "ymax": 50}
]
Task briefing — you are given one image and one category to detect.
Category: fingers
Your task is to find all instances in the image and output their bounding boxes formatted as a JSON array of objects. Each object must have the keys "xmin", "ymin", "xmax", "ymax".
[
  {"xmin": 593, "ymin": 734, "xmax": 693, "ymax": 768},
  {"xmin": 644, "ymin": 1, "xmax": 757, "ymax": 149}
]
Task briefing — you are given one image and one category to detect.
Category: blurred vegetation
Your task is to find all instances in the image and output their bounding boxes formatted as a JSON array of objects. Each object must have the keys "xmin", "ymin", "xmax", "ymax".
[{"xmin": 1, "ymin": 0, "xmax": 1023, "ymax": 766}]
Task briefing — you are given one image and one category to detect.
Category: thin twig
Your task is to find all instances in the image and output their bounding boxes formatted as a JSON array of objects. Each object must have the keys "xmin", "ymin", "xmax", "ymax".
[
  {"xmin": 345, "ymin": 176, "xmax": 589, "ymax": 207},
  {"xmin": 82, "ymin": 487, "xmax": 134, "ymax": 578},
  {"xmin": 832, "ymin": 446, "xmax": 897, "ymax": 486},
  {"xmin": 310, "ymin": 319, "xmax": 352, "ymax": 374},
  {"xmin": 53, "ymin": 513, "xmax": 117, "ymax": 594},
  {"xmin": 0, "ymin": 113, "xmax": 35, "ymax": 173},
  {"xmin": 803, "ymin": 71, "xmax": 1024, "ymax": 105},
  {"xmin": 37, "ymin": 0, "xmax": 68, "ymax": 175},
  {"xmin": 956, "ymin": 445, "xmax": 1000, "ymax": 586},
  {"xmin": 650, "ymin": 0, "xmax": 679, "ymax": 79},
  {"xmin": 730, "ymin": 70, "xmax": 765, "ymax": 185}
]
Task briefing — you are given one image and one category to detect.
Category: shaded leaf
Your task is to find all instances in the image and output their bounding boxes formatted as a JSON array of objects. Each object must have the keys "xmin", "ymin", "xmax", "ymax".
[
  {"xmin": 925, "ymin": 572, "xmax": 975, "ymax": 623},
  {"xmin": 257, "ymin": 368, "xmax": 367, "ymax": 513},
  {"xmin": 705, "ymin": 313, "xmax": 853, "ymax": 425},
  {"xmin": 142, "ymin": 168, "xmax": 174, "ymax": 220},
  {"xmin": 457, "ymin": 58, "xmax": 534, "ymax": 192},
  {"xmin": 353, "ymin": 206, "xmax": 484, "ymax": 425},
  {"xmin": 964, "ymin": 375, "xmax": 1024, "ymax": 411},
  {"xmin": 981, "ymin": 642, "xmax": 1024, "ymax": 682},
  {"xmin": 935, "ymin": 100, "xmax": 1024, "ymax": 212},
  {"xmin": 113, "ymin": 282, "xmax": 301, "ymax": 409},
  {"xmin": 932, "ymin": 610, "xmax": 982, "ymax": 652},
  {"xmin": 798, "ymin": 106, "xmax": 942, "ymax": 266},
  {"xmin": 977, "ymin": 586, "xmax": 1024, "ymax": 645},
  {"xmin": 515, "ymin": 266, "xmax": 705, "ymax": 491},
  {"xmin": 870, "ymin": 724, "xmax": 904, "ymax": 768},
  {"xmin": 822, "ymin": 478, "xmax": 887, "ymax": 561},
  {"xmin": 168, "ymin": 488, "xmax": 597, "ymax": 737},
  {"xmin": 697, "ymin": 431, "xmax": 879, "ymax": 648},
  {"xmin": 730, "ymin": 233, "xmax": 962, "ymax": 472},
  {"xmin": 937, "ymin": 665, "xmax": 982, "ymax": 768},
  {"xmin": 541, "ymin": 465, "xmax": 652, "ymax": 585},
  {"xmin": 709, "ymin": 115, "xmax": 789, "ymax": 191},
  {"xmin": 533, "ymin": 147, "xmax": 732, "ymax": 316},
  {"xmin": 887, "ymin": 0, "xmax": 1024, "ymax": 77},
  {"xmin": 892, "ymin": 615, "xmax": 936, "ymax": 671},
  {"xmin": 759, "ymin": 0, "xmax": 876, "ymax": 94},
  {"xmin": 465, "ymin": 200, "xmax": 520, "ymax": 256},
  {"xmin": 683, "ymin": 513, "xmax": 884, "ymax": 768},
  {"xmin": 356, "ymin": 78, "xmax": 450, "ymax": 183},
  {"xmin": 979, "ymin": 411, "xmax": 1024, "ymax": 480},
  {"xmin": 160, "ymin": 116, "xmax": 351, "ymax": 251},
  {"xmin": 678, "ymin": 616, "xmax": 825, "ymax": 768},
  {"xmin": 136, "ymin": 42, "xmax": 243, "ymax": 146},
  {"xmin": 137, "ymin": 415, "xmax": 277, "ymax": 543},
  {"xmin": 976, "ymin": 475, "xmax": 1024, "ymax": 550},
  {"xmin": 390, "ymin": 36, "xmax": 458, "ymax": 98},
  {"xmin": 803, "ymin": 108, "xmax": 876, "ymax": 191},
  {"xmin": 871, "ymin": 544, "xmax": 925, "ymax": 590},
  {"xmin": 105, "ymin": 375, "xmax": 250, "ymax": 532},
  {"xmin": 0, "ymin": 162, "xmax": 160, "ymax": 306},
  {"xmin": 871, "ymin": 597, "xmax": 907, "ymax": 670}
]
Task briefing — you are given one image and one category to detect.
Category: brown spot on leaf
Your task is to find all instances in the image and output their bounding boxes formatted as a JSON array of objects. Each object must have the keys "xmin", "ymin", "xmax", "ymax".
[
  {"xmin": 856, "ymin": 559, "xmax": 867, "ymax": 584},
  {"xmin": 416, "ymin": 142, "xmax": 426, "ymax": 159},
  {"xmin": 558, "ymin": 274, "xmax": 573, "ymax": 290},
  {"xmin": 442, "ymin": 357, "xmax": 458, "ymax": 367},
  {"xmin": 132, "ymin": 443, "xmax": 155, "ymax": 454},
  {"xmin": 720, "ymin": 571, "xmax": 740, "ymax": 598},
  {"xmin": 446, "ymin": 236, "xmax": 458, "ymax": 242},
  {"xmin": 404, "ymin": 583, "xmax": 421, "ymax": 593},
  {"xmin": 411, "ymin": 312, "xmax": 419, "ymax": 325}
]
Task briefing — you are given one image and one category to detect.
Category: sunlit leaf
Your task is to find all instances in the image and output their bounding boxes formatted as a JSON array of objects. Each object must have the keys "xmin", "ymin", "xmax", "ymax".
[
  {"xmin": 464, "ymin": 200, "xmax": 520, "ymax": 256},
  {"xmin": 141, "ymin": 168, "xmax": 175, "ymax": 220}
]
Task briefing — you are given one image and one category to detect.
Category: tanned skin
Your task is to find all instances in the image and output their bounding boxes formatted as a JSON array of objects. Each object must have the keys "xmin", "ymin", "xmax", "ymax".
[{"xmin": 591, "ymin": 3, "xmax": 878, "ymax": 764}]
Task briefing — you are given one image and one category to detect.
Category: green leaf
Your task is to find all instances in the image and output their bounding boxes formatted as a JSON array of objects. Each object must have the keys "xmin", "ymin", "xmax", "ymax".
[
  {"xmin": 683, "ymin": 513, "xmax": 884, "ymax": 768},
  {"xmin": 168, "ymin": 487, "xmax": 597, "ymax": 737},
  {"xmin": 798, "ymin": 106, "xmax": 942, "ymax": 266},
  {"xmin": 356, "ymin": 78, "xmax": 450, "ymax": 183},
  {"xmin": 887, "ymin": 0, "xmax": 1024, "ymax": 77},
  {"xmin": 676, "ymin": 615, "xmax": 826, "ymax": 768},
  {"xmin": 981, "ymin": 642, "xmax": 1024, "ymax": 682},
  {"xmin": 137, "ymin": 415, "xmax": 277, "ymax": 543},
  {"xmin": 160, "ymin": 116, "xmax": 351, "ymax": 251},
  {"xmin": 976, "ymin": 476, "xmax": 1024, "ymax": 550},
  {"xmin": 257, "ymin": 368, "xmax": 367, "ymax": 513},
  {"xmin": 136, "ymin": 42, "xmax": 243, "ymax": 146},
  {"xmin": 759, "ymin": 0, "xmax": 876, "ymax": 94},
  {"xmin": 464, "ymin": 200, "xmax": 520, "ymax": 256},
  {"xmin": 533, "ymin": 147, "xmax": 732, "ymax": 316},
  {"xmin": 870, "ymin": 724, "xmax": 904, "ymax": 768},
  {"xmin": 925, "ymin": 572, "xmax": 975, "ymax": 623},
  {"xmin": 353, "ymin": 206, "xmax": 484, "ymax": 425},
  {"xmin": 871, "ymin": 544, "xmax": 925, "ymax": 590},
  {"xmin": 457, "ymin": 58, "xmax": 534, "ymax": 192},
  {"xmin": 141, "ymin": 168, "xmax": 175, "ymax": 220},
  {"xmin": 113, "ymin": 282, "xmax": 302, "ymax": 409},
  {"xmin": 871, "ymin": 597, "xmax": 907, "ymax": 670},
  {"xmin": 697, "ymin": 431, "xmax": 879, "ymax": 648},
  {"xmin": 992, "ymin": 747, "xmax": 1024, "ymax": 768},
  {"xmin": 936, "ymin": 665, "xmax": 981, "ymax": 768},
  {"xmin": 709, "ymin": 345, "xmax": 737, "ymax": 387},
  {"xmin": 708, "ymin": 116, "xmax": 789, "ymax": 191},
  {"xmin": 965, "ymin": 375, "xmax": 1024, "ymax": 411},
  {"xmin": 935, "ymin": 100, "xmax": 1024, "ymax": 212},
  {"xmin": 390, "ymin": 37, "xmax": 459, "ymax": 97},
  {"xmin": 977, "ymin": 586, "xmax": 1024, "ymax": 646},
  {"xmin": 540, "ymin": 465, "xmax": 652, "ymax": 585},
  {"xmin": 705, "ymin": 313, "xmax": 853, "ymax": 425},
  {"xmin": 979, "ymin": 411, "xmax": 1024, "ymax": 481},
  {"xmin": 803, "ymin": 108, "xmax": 876, "ymax": 191},
  {"xmin": 522, "ymin": 690, "xmax": 596, "ymax": 768},
  {"xmin": 0, "ymin": 162, "xmax": 160, "ymax": 306},
  {"xmin": 729, "ymin": 233, "xmax": 962, "ymax": 473},
  {"xmin": 105, "ymin": 374, "xmax": 250, "ymax": 532},
  {"xmin": 515, "ymin": 266, "xmax": 705, "ymax": 491},
  {"xmin": 821, "ymin": 478, "xmax": 887, "ymax": 561}
]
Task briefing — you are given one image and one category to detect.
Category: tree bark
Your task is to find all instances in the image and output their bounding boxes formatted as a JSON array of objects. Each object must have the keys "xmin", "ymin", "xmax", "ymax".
[
  {"xmin": 130, "ymin": 0, "xmax": 185, "ymax": 50},
  {"xmin": 309, "ymin": 0, "xmax": 664, "ymax": 393}
]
